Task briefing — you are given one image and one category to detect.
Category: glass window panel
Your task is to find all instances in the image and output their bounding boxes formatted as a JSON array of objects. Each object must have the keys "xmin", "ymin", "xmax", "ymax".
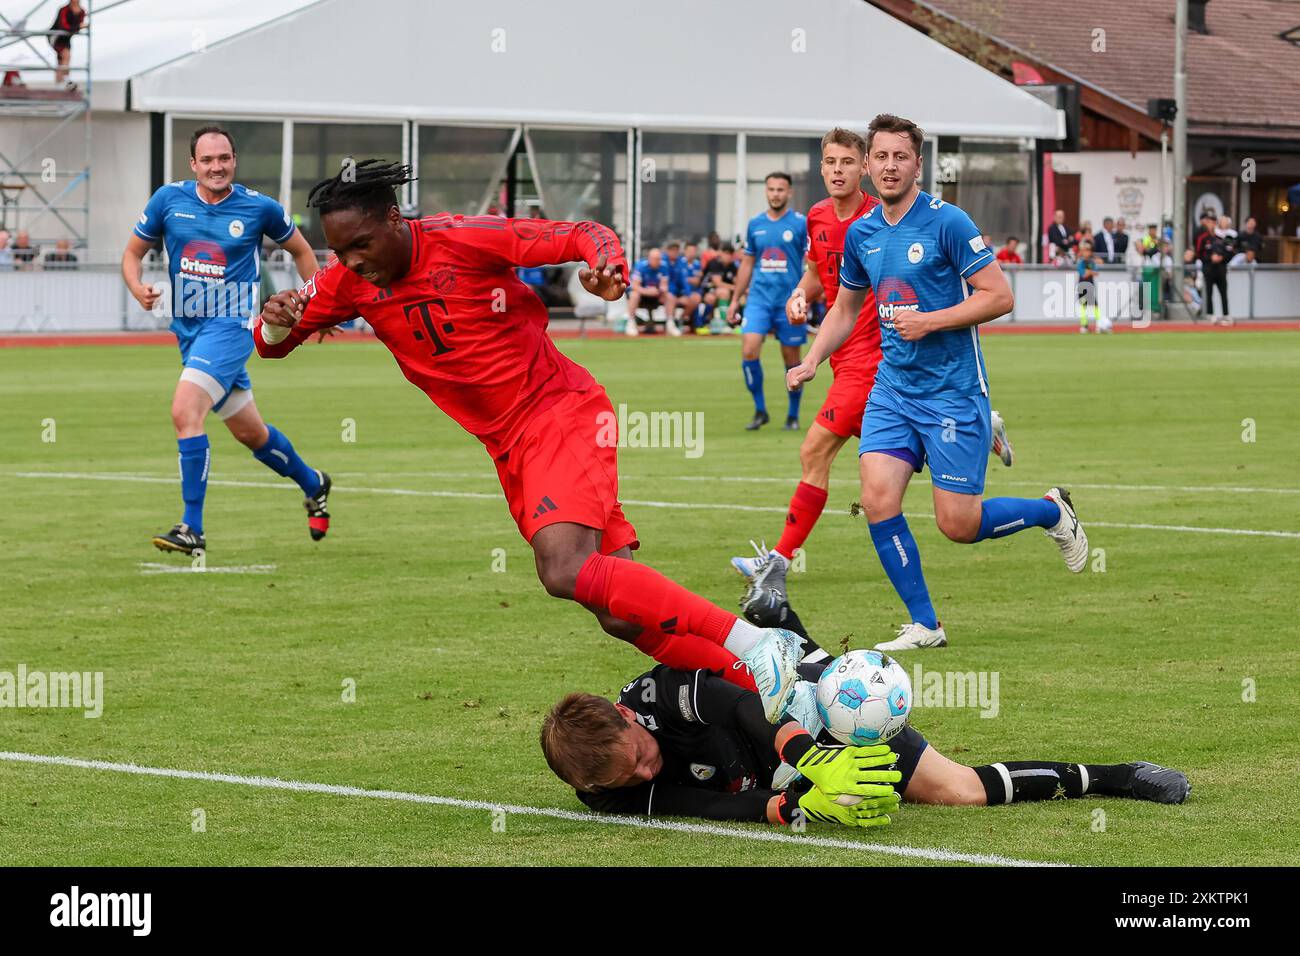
[
  {"xmin": 417, "ymin": 125, "xmax": 518, "ymax": 218},
  {"xmin": 525, "ymin": 128, "xmax": 628, "ymax": 243},
  {"xmin": 936, "ymin": 140, "xmax": 1031, "ymax": 254},
  {"xmin": 744, "ymin": 135, "xmax": 820, "ymax": 221},
  {"xmin": 170, "ymin": 120, "xmax": 283, "ymax": 206},
  {"xmin": 640, "ymin": 132, "xmax": 737, "ymax": 251},
  {"xmin": 292, "ymin": 123, "xmax": 403, "ymax": 248}
]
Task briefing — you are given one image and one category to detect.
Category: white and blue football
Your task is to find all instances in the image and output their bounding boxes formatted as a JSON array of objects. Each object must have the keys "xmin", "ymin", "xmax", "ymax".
[{"xmin": 815, "ymin": 650, "xmax": 912, "ymax": 746}]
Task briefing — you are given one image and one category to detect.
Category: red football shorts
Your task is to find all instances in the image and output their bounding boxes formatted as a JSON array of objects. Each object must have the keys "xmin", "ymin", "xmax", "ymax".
[
  {"xmin": 815, "ymin": 360, "xmax": 879, "ymax": 439},
  {"xmin": 494, "ymin": 386, "xmax": 639, "ymax": 554}
]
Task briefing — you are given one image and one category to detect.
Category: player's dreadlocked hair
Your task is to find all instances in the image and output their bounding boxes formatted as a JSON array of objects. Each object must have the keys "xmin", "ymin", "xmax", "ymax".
[{"xmin": 306, "ymin": 158, "xmax": 416, "ymax": 220}]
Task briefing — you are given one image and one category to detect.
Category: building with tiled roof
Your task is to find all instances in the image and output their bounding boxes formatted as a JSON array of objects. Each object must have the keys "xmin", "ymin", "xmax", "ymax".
[{"xmin": 870, "ymin": 0, "xmax": 1300, "ymax": 260}]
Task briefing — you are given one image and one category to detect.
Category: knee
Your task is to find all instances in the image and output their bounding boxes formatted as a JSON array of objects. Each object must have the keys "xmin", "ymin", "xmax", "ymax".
[
  {"xmin": 928, "ymin": 778, "xmax": 986, "ymax": 807},
  {"xmin": 908, "ymin": 762, "xmax": 986, "ymax": 806},
  {"xmin": 941, "ymin": 767, "xmax": 988, "ymax": 806},
  {"xmin": 230, "ymin": 420, "xmax": 267, "ymax": 449},
  {"xmin": 741, "ymin": 344, "xmax": 760, "ymax": 361},
  {"xmin": 860, "ymin": 481, "xmax": 899, "ymax": 519},
  {"xmin": 170, "ymin": 400, "xmax": 204, "ymax": 435},
  {"xmin": 597, "ymin": 613, "xmax": 640, "ymax": 643},
  {"xmin": 536, "ymin": 553, "xmax": 581, "ymax": 600},
  {"xmin": 799, "ymin": 439, "xmax": 833, "ymax": 485},
  {"xmin": 936, "ymin": 510, "xmax": 980, "ymax": 543}
]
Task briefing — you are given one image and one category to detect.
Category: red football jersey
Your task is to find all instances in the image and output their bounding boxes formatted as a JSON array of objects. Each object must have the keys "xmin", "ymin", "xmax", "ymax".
[
  {"xmin": 253, "ymin": 215, "xmax": 627, "ymax": 458},
  {"xmin": 806, "ymin": 193, "xmax": 881, "ymax": 373}
]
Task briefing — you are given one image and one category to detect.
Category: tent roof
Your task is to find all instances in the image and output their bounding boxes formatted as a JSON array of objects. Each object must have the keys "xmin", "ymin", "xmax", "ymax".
[
  {"xmin": 5, "ymin": 0, "xmax": 1061, "ymax": 137},
  {"xmin": 1, "ymin": 0, "xmax": 318, "ymax": 82}
]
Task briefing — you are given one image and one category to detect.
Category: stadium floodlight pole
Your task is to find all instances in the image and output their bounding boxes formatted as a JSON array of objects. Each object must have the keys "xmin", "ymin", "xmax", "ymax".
[{"xmin": 1171, "ymin": 0, "xmax": 1188, "ymax": 314}]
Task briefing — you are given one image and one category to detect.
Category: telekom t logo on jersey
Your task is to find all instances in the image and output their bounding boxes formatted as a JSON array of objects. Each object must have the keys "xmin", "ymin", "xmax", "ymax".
[{"xmin": 403, "ymin": 298, "xmax": 456, "ymax": 356}]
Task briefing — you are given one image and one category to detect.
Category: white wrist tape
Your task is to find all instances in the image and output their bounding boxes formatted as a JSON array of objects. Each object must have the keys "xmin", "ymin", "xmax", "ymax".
[{"xmin": 259, "ymin": 318, "xmax": 291, "ymax": 344}]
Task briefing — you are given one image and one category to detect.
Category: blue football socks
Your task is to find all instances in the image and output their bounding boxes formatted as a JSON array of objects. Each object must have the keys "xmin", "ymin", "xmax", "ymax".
[
  {"xmin": 974, "ymin": 496, "xmax": 1060, "ymax": 542},
  {"xmin": 253, "ymin": 424, "xmax": 321, "ymax": 497},
  {"xmin": 177, "ymin": 434, "xmax": 210, "ymax": 534},
  {"xmin": 742, "ymin": 358, "xmax": 766, "ymax": 414},
  {"xmin": 869, "ymin": 513, "xmax": 939, "ymax": 629},
  {"xmin": 785, "ymin": 363, "xmax": 803, "ymax": 421}
]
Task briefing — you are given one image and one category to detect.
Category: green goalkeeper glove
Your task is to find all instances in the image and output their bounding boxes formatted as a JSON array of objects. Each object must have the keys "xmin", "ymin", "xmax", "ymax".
[
  {"xmin": 794, "ymin": 742, "xmax": 902, "ymax": 798},
  {"xmin": 794, "ymin": 786, "xmax": 900, "ymax": 828}
]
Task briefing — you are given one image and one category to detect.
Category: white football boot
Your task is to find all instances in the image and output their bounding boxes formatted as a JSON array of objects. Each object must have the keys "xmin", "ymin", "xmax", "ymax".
[
  {"xmin": 1044, "ymin": 487, "xmax": 1089, "ymax": 573},
  {"xmin": 770, "ymin": 679, "xmax": 824, "ymax": 790},
  {"xmin": 742, "ymin": 627, "xmax": 803, "ymax": 723},
  {"xmin": 782, "ymin": 679, "xmax": 824, "ymax": 736},
  {"xmin": 990, "ymin": 409, "xmax": 1014, "ymax": 467},
  {"xmin": 729, "ymin": 539, "xmax": 773, "ymax": 581},
  {"xmin": 874, "ymin": 621, "xmax": 948, "ymax": 652}
]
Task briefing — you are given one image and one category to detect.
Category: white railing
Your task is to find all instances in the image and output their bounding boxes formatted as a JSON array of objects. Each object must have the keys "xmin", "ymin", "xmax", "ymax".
[
  {"xmin": 996, "ymin": 263, "xmax": 1300, "ymax": 324},
  {"xmin": 2, "ymin": 256, "xmax": 1298, "ymax": 332},
  {"xmin": 0, "ymin": 254, "xmax": 306, "ymax": 332}
]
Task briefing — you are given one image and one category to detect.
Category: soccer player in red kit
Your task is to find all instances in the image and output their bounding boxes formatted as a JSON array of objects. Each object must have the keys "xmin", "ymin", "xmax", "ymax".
[
  {"xmin": 253, "ymin": 160, "xmax": 808, "ymax": 720},
  {"xmin": 729, "ymin": 129, "xmax": 1014, "ymax": 638}
]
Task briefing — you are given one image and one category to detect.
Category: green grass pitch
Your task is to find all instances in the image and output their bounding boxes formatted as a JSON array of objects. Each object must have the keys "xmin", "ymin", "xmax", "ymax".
[{"xmin": 1, "ymin": 331, "xmax": 1297, "ymax": 866}]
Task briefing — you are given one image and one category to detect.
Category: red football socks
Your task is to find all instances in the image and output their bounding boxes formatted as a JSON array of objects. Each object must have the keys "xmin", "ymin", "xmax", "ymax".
[
  {"xmin": 633, "ymin": 628, "xmax": 757, "ymax": 692},
  {"xmin": 775, "ymin": 481, "xmax": 828, "ymax": 560},
  {"xmin": 575, "ymin": 552, "xmax": 738, "ymax": 644}
]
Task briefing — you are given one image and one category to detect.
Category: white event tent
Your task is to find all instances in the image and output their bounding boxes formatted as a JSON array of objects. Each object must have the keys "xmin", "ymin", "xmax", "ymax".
[{"xmin": 3, "ymin": 0, "xmax": 1061, "ymax": 254}]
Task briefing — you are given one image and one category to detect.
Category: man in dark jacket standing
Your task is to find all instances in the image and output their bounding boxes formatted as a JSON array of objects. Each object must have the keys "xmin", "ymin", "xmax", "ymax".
[{"xmin": 1202, "ymin": 216, "xmax": 1236, "ymax": 319}]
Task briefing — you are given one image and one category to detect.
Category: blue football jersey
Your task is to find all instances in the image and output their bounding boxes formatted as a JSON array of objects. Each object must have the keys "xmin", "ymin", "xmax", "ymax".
[
  {"xmin": 839, "ymin": 190, "xmax": 995, "ymax": 398},
  {"xmin": 134, "ymin": 180, "xmax": 296, "ymax": 333},
  {"xmin": 671, "ymin": 255, "xmax": 701, "ymax": 296},
  {"xmin": 744, "ymin": 208, "xmax": 806, "ymax": 306},
  {"xmin": 633, "ymin": 257, "xmax": 670, "ymax": 289}
]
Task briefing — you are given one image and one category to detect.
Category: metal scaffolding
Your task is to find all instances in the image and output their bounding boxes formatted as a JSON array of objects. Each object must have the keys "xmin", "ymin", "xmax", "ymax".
[{"xmin": 0, "ymin": 1, "xmax": 92, "ymax": 245}]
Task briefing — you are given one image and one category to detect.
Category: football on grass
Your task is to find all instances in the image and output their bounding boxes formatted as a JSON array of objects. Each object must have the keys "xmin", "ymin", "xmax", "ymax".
[{"xmin": 815, "ymin": 650, "xmax": 912, "ymax": 747}]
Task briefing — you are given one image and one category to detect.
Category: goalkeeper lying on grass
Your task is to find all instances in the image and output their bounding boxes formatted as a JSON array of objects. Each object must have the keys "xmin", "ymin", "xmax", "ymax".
[{"xmin": 540, "ymin": 665, "xmax": 1189, "ymax": 829}]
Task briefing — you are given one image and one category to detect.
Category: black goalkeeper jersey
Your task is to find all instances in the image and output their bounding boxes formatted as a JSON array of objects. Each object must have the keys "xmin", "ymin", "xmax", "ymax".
[{"xmin": 576, "ymin": 666, "xmax": 793, "ymax": 823}]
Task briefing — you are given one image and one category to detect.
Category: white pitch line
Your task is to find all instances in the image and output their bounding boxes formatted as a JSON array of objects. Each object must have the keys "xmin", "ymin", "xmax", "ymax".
[
  {"xmin": 665, "ymin": 475, "xmax": 1300, "ymax": 497},
  {"xmin": 329, "ymin": 470, "xmax": 1300, "ymax": 496},
  {"xmin": 9, "ymin": 471, "xmax": 1300, "ymax": 539},
  {"xmin": 139, "ymin": 562, "xmax": 276, "ymax": 575},
  {"xmin": 0, "ymin": 750, "xmax": 1063, "ymax": 867}
]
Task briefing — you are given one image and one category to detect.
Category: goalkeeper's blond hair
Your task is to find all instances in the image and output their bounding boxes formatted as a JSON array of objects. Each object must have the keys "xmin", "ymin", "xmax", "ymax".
[{"xmin": 540, "ymin": 692, "xmax": 627, "ymax": 792}]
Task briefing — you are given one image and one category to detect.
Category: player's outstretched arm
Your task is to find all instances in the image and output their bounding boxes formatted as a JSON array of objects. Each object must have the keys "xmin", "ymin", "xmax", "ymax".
[
  {"xmin": 578, "ymin": 254, "xmax": 627, "ymax": 301},
  {"xmin": 443, "ymin": 215, "xmax": 629, "ymax": 289},
  {"xmin": 786, "ymin": 286, "xmax": 865, "ymax": 390},
  {"xmin": 253, "ymin": 265, "xmax": 360, "ymax": 358}
]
